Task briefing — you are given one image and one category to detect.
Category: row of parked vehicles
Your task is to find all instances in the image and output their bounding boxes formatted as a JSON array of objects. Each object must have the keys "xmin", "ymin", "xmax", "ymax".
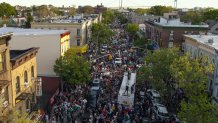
[{"xmin": 140, "ymin": 89, "xmax": 179, "ymax": 122}]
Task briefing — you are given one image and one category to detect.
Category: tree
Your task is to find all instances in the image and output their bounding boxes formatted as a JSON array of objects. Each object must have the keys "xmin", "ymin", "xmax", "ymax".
[
  {"xmin": 91, "ymin": 23, "xmax": 114, "ymax": 46},
  {"xmin": 54, "ymin": 49, "xmax": 91, "ymax": 85},
  {"xmin": 138, "ymin": 48, "xmax": 179, "ymax": 102},
  {"xmin": 134, "ymin": 8, "xmax": 148, "ymax": 15},
  {"xmin": 25, "ymin": 13, "xmax": 33, "ymax": 28},
  {"xmin": 203, "ymin": 9, "xmax": 218, "ymax": 21},
  {"xmin": 102, "ymin": 10, "xmax": 115, "ymax": 24},
  {"xmin": 170, "ymin": 54, "xmax": 218, "ymax": 123},
  {"xmin": 50, "ymin": 7, "xmax": 60, "ymax": 16},
  {"xmin": 36, "ymin": 5, "xmax": 49, "ymax": 18},
  {"xmin": 69, "ymin": 7, "xmax": 76, "ymax": 16},
  {"xmin": 180, "ymin": 10, "xmax": 203, "ymax": 24},
  {"xmin": 148, "ymin": 5, "xmax": 174, "ymax": 16},
  {"xmin": 78, "ymin": 6, "xmax": 94, "ymax": 14},
  {"xmin": 115, "ymin": 12, "xmax": 128, "ymax": 24},
  {"xmin": 0, "ymin": 2, "xmax": 16, "ymax": 17},
  {"xmin": 125, "ymin": 23, "xmax": 139, "ymax": 40}
]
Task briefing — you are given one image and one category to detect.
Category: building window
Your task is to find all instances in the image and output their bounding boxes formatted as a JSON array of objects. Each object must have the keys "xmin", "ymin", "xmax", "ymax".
[
  {"xmin": 77, "ymin": 29, "xmax": 80, "ymax": 36},
  {"xmin": 217, "ymin": 89, "xmax": 218, "ymax": 97},
  {"xmin": 24, "ymin": 71, "xmax": 28, "ymax": 83},
  {"xmin": 0, "ymin": 52, "xmax": 6, "ymax": 72},
  {"xmin": 77, "ymin": 39, "xmax": 80, "ymax": 46},
  {"xmin": 16, "ymin": 76, "xmax": 21, "ymax": 94},
  {"xmin": 31, "ymin": 66, "xmax": 34, "ymax": 78}
]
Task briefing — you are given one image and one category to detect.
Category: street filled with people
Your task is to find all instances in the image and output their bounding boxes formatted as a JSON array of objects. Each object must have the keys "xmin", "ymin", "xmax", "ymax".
[{"xmin": 47, "ymin": 19, "xmax": 179, "ymax": 123}]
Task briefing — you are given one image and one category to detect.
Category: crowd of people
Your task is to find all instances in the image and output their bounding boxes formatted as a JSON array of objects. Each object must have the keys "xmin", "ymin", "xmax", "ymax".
[
  {"xmin": 45, "ymin": 18, "xmax": 179, "ymax": 123},
  {"xmin": 81, "ymin": 25, "xmax": 148, "ymax": 123},
  {"xmin": 48, "ymin": 83, "xmax": 89, "ymax": 123}
]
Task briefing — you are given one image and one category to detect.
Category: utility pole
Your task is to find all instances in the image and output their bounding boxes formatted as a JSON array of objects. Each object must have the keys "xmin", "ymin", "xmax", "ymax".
[
  {"xmin": 174, "ymin": 0, "xmax": 177, "ymax": 8},
  {"xmin": 119, "ymin": 0, "xmax": 120, "ymax": 9},
  {"xmin": 121, "ymin": 0, "xmax": 123, "ymax": 9}
]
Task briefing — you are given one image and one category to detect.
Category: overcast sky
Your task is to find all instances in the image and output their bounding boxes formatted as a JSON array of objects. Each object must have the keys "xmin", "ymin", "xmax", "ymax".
[{"xmin": 1, "ymin": 0, "xmax": 218, "ymax": 8}]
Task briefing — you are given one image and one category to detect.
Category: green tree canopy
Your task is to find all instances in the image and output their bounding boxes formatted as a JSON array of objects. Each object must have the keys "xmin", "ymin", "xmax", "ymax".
[
  {"xmin": 148, "ymin": 5, "xmax": 174, "ymax": 16},
  {"xmin": 134, "ymin": 8, "xmax": 148, "ymax": 15},
  {"xmin": 115, "ymin": 12, "xmax": 128, "ymax": 24},
  {"xmin": 125, "ymin": 23, "xmax": 139, "ymax": 39},
  {"xmin": 50, "ymin": 7, "xmax": 61, "ymax": 16},
  {"xmin": 0, "ymin": 2, "xmax": 16, "ymax": 17},
  {"xmin": 54, "ymin": 49, "xmax": 91, "ymax": 85},
  {"xmin": 78, "ymin": 6, "xmax": 94, "ymax": 14},
  {"xmin": 138, "ymin": 48, "xmax": 179, "ymax": 101},
  {"xmin": 180, "ymin": 10, "xmax": 203, "ymax": 24},
  {"xmin": 170, "ymin": 54, "xmax": 218, "ymax": 123},
  {"xmin": 35, "ymin": 5, "xmax": 49, "ymax": 18},
  {"xmin": 69, "ymin": 7, "xmax": 76, "ymax": 16},
  {"xmin": 25, "ymin": 13, "xmax": 33, "ymax": 28},
  {"xmin": 102, "ymin": 10, "xmax": 115, "ymax": 24},
  {"xmin": 203, "ymin": 9, "xmax": 218, "ymax": 21},
  {"xmin": 91, "ymin": 23, "xmax": 115, "ymax": 46}
]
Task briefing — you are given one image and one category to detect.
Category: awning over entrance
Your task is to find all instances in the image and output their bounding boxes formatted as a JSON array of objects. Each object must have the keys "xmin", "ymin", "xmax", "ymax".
[
  {"xmin": 16, "ymin": 92, "xmax": 31, "ymax": 100},
  {"xmin": 71, "ymin": 44, "xmax": 88, "ymax": 54}
]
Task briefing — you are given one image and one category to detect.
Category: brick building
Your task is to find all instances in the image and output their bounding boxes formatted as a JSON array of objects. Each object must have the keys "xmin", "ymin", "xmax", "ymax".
[{"xmin": 145, "ymin": 12, "xmax": 209, "ymax": 48}]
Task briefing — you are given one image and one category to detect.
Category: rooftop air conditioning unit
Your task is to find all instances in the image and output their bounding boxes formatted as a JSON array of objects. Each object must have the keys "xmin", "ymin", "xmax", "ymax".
[{"xmin": 3, "ymin": 101, "xmax": 8, "ymax": 107}]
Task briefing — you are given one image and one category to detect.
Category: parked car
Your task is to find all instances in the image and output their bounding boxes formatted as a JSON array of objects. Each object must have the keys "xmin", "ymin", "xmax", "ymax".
[
  {"xmin": 150, "ymin": 103, "xmax": 169, "ymax": 121},
  {"xmin": 102, "ymin": 44, "xmax": 108, "ymax": 49},
  {"xmin": 112, "ymin": 40, "xmax": 118, "ymax": 44},
  {"xmin": 146, "ymin": 89, "xmax": 161, "ymax": 105},
  {"xmin": 91, "ymin": 79, "xmax": 100, "ymax": 91},
  {"xmin": 115, "ymin": 58, "xmax": 122, "ymax": 65},
  {"xmin": 100, "ymin": 49, "xmax": 107, "ymax": 55}
]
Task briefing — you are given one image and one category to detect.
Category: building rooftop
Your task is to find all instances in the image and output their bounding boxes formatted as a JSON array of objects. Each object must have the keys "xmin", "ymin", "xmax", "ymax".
[
  {"xmin": 0, "ymin": 27, "xmax": 69, "ymax": 36},
  {"xmin": 154, "ymin": 17, "xmax": 208, "ymax": 28},
  {"xmin": 0, "ymin": 32, "xmax": 13, "ymax": 38},
  {"xmin": 185, "ymin": 35, "xmax": 218, "ymax": 50},
  {"xmin": 155, "ymin": 21, "xmax": 209, "ymax": 28},
  {"xmin": 10, "ymin": 47, "xmax": 39, "ymax": 61}
]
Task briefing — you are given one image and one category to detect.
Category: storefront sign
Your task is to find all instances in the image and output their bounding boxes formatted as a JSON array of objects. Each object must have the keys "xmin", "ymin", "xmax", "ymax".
[{"xmin": 35, "ymin": 77, "xmax": 42, "ymax": 96}]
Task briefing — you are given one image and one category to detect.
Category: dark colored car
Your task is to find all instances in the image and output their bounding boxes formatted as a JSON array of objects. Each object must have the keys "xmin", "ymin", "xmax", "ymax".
[{"xmin": 86, "ymin": 90, "xmax": 99, "ymax": 109}]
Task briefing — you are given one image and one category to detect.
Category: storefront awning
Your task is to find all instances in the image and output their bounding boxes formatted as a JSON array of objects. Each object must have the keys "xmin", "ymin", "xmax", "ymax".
[
  {"xmin": 16, "ymin": 92, "xmax": 31, "ymax": 100},
  {"xmin": 71, "ymin": 44, "xmax": 88, "ymax": 54}
]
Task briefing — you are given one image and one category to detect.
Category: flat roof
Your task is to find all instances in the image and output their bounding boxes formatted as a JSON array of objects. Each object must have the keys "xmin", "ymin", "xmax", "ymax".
[
  {"xmin": 185, "ymin": 35, "xmax": 218, "ymax": 49},
  {"xmin": 0, "ymin": 32, "xmax": 13, "ymax": 38},
  {"xmin": 154, "ymin": 21, "xmax": 209, "ymax": 28},
  {"xmin": 0, "ymin": 27, "xmax": 69, "ymax": 36}
]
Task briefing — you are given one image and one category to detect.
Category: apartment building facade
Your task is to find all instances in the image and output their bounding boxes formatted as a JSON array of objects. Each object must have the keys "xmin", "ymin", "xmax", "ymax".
[
  {"xmin": 0, "ymin": 33, "xmax": 13, "ymax": 122},
  {"xmin": 10, "ymin": 48, "xmax": 39, "ymax": 114},
  {"xmin": 145, "ymin": 12, "xmax": 208, "ymax": 48},
  {"xmin": 31, "ymin": 14, "xmax": 101, "ymax": 47},
  {"xmin": 184, "ymin": 35, "xmax": 218, "ymax": 104}
]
